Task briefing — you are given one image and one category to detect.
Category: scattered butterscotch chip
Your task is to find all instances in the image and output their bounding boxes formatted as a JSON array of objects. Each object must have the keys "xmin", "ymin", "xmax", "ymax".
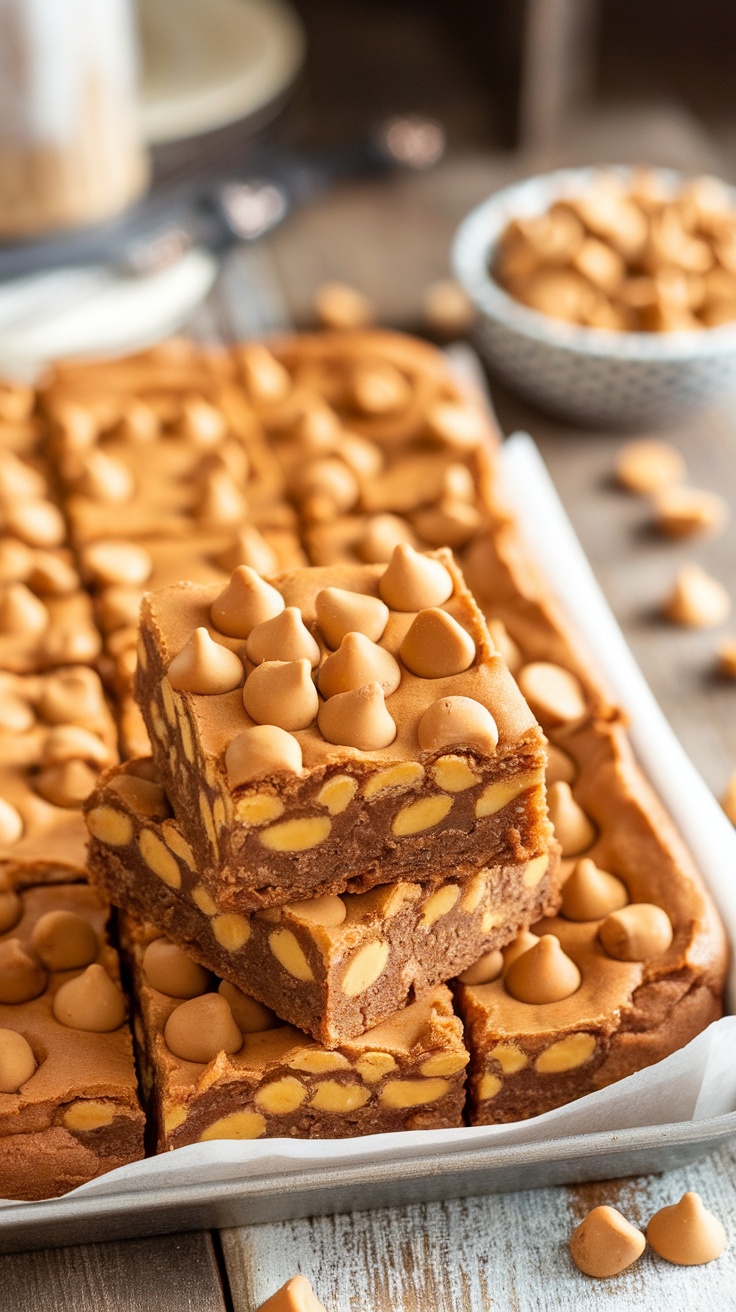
[
  {"xmin": 143, "ymin": 939, "xmax": 211, "ymax": 999},
  {"xmin": 218, "ymin": 981, "xmax": 277, "ymax": 1033},
  {"xmin": 246, "ymin": 608, "xmax": 321, "ymax": 668},
  {"xmin": 164, "ymin": 993, "xmax": 243, "ymax": 1063},
  {"xmin": 216, "ymin": 526, "xmax": 278, "ymax": 577},
  {"xmin": 0, "ymin": 797, "xmax": 23, "ymax": 846},
  {"xmin": 314, "ymin": 281, "xmax": 374, "ymax": 330},
  {"xmin": 351, "ymin": 361, "xmax": 411, "ymax": 415},
  {"xmin": 561, "ymin": 858, "xmax": 629, "ymax": 921},
  {"xmin": 599, "ymin": 903, "xmax": 673, "ymax": 962},
  {"xmin": 722, "ymin": 769, "xmax": 736, "ymax": 824},
  {"xmin": 716, "ymin": 637, "xmax": 736, "ymax": 678},
  {"xmin": 664, "ymin": 564, "xmax": 731, "ymax": 628},
  {"xmin": 34, "ymin": 759, "xmax": 99, "ymax": 809},
  {"xmin": 315, "ymin": 587, "xmax": 389, "ymax": 648},
  {"xmin": 378, "ymin": 544, "xmax": 454, "ymax": 611},
  {"xmin": 569, "ymin": 1205, "xmax": 646, "ymax": 1278},
  {"xmin": 486, "ymin": 618, "xmax": 522, "ymax": 673},
  {"xmin": 399, "ymin": 608, "xmax": 476, "ymax": 678},
  {"xmin": 210, "ymin": 566, "xmax": 285, "ymax": 639},
  {"xmin": 517, "ymin": 662, "xmax": 587, "ymax": 726},
  {"xmin": 257, "ymin": 1273, "xmax": 328, "ymax": 1312},
  {"xmin": 356, "ymin": 513, "xmax": 415, "ymax": 564},
  {"xmin": 243, "ymin": 659, "xmax": 319, "ymax": 731},
  {"xmin": 30, "ymin": 910, "xmax": 98, "ymax": 972},
  {"xmin": 423, "ymin": 278, "xmax": 475, "ymax": 337},
  {"xmin": 81, "ymin": 540, "xmax": 152, "ymax": 586},
  {"xmin": 458, "ymin": 949, "xmax": 504, "ymax": 985},
  {"xmin": 226, "ymin": 725, "xmax": 303, "ymax": 787},
  {"xmin": 547, "ymin": 781, "xmax": 596, "ymax": 856},
  {"xmin": 502, "ymin": 930, "xmax": 541, "ymax": 970},
  {"xmin": 0, "ymin": 1029, "xmax": 37, "ymax": 1094},
  {"xmin": 167, "ymin": 627, "xmax": 244, "ymax": 695},
  {"xmin": 651, "ymin": 486, "xmax": 729, "ymax": 538},
  {"xmin": 504, "ymin": 934, "xmax": 581, "ymax": 1004},
  {"xmin": 317, "ymin": 632, "xmax": 401, "ymax": 699},
  {"xmin": 53, "ymin": 964, "xmax": 127, "ymax": 1032},
  {"xmin": 616, "ymin": 439, "xmax": 686, "ymax": 494},
  {"xmin": 318, "ymin": 681, "xmax": 396, "ymax": 751},
  {"xmin": 647, "ymin": 1192, "xmax": 727, "ymax": 1266},
  {"xmin": 546, "ymin": 744, "xmax": 577, "ymax": 786},
  {"xmin": 0, "ymin": 939, "xmax": 46, "ymax": 1004},
  {"xmin": 416, "ymin": 695, "xmax": 498, "ymax": 754}
]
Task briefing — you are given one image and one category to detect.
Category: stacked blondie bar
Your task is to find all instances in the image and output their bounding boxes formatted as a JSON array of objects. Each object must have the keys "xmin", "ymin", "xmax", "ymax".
[{"xmin": 0, "ymin": 330, "xmax": 725, "ymax": 1197}]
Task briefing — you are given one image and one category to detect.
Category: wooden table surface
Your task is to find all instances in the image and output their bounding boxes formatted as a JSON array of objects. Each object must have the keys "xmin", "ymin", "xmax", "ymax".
[{"xmin": 3, "ymin": 137, "xmax": 736, "ymax": 1308}]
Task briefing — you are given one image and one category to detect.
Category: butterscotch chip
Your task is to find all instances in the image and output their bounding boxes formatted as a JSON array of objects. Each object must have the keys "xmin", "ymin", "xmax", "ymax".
[
  {"xmin": 285, "ymin": 894, "xmax": 347, "ymax": 927},
  {"xmin": 378, "ymin": 544, "xmax": 454, "ymax": 611},
  {"xmin": 561, "ymin": 858, "xmax": 628, "ymax": 921},
  {"xmin": 0, "ymin": 693, "xmax": 34, "ymax": 733},
  {"xmin": 28, "ymin": 552, "xmax": 79, "ymax": 595},
  {"xmin": 717, "ymin": 638, "xmax": 736, "ymax": 678},
  {"xmin": 616, "ymin": 439, "xmax": 686, "ymax": 493},
  {"xmin": 0, "ymin": 939, "xmax": 46, "ymax": 1003},
  {"xmin": 34, "ymin": 759, "xmax": 99, "ymax": 808},
  {"xmin": 6, "ymin": 500, "xmax": 66, "ymax": 549},
  {"xmin": 296, "ymin": 457, "xmax": 360, "ymax": 521},
  {"xmin": 216, "ymin": 526, "xmax": 278, "ymax": 577},
  {"xmin": 517, "ymin": 662, "xmax": 587, "ymax": 726},
  {"xmin": 546, "ymin": 744, "xmax": 577, "ymax": 786},
  {"xmin": 573, "ymin": 237, "xmax": 626, "ymax": 294},
  {"xmin": 0, "ymin": 582, "xmax": 48, "ymax": 634},
  {"xmin": 210, "ymin": 566, "xmax": 285, "ymax": 639},
  {"xmin": 243, "ymin": 659, "xmax": 319, "ymax": 731},
  {"xmin": 257, "ymin": 1273, "xmax": 328, "ymax": 1312},
  {"xmin": 52, "ymin": 963, "xmax": 126, "ymax": 1032},
  {"xmin": 30, "ymin": 911, "xmax": 98, "ymax": 971},
  {"xmin": 164, "ymin": 993, "xmax": 243, "ymax": 1063},
  {"xmin": 722, "ymin": 769, "xmax": 736, "ymax": 823},
  {"xmin": 218, "ymin": 981, "xmax": 277, "ymax": 1033},
  {"xmin": 569, "ymin": 1205, "xmax": 646, "ymax": 1278},
  {"xmin": 318, "ymin": 631, "xmax": 401, "ymax": 699},
  {"xmin": 339, "ymin": 432, "xmax": 384, "ymax": 479},
  {"xmin": 548, "ymin": 781, "xmax": 596, "ymax": 856},
  {"xmin": 314, "ymin": 282, "xmax": 374, "ymax": 330},
  {"xmin": 400, "ymin": 608, "xmax": 476, "ymax": 678},
  {"xmin": 79, "ymin": 451, "xmax": 135, "ymax": 502},
  {"xmin": 423, "ymin": 278, "xmax": 475, "ymax": 337},
  {"xmin": 351, "ymin": 361, "xmax": 412, "ymax": 415},
  {"xmin": 239, "ymin": 343, "xmax": 291, "ymax": 404},
  {"xmin": 424, "ymin": 401, "xmax": 486, "ymax": 452},
  {"xmin": 651, "ymin": 486, "xmax": 729, "ymax": 538},
  {"xmin": 417, "ymin": 696, "xmax": 498, "ymax": 754},
  {"xmin": 598, "ymin": 903, "xmax": 673, "ymax": 961},
  {"xmin": 647, "ymin": 1192, "xmax": 726, "ymax": 1266},
  {"xmin": 315, "ymin": 587, "xmax": 389, "ymax": 648},
  {"xmin": 81, "ymin": 540, "xmax": 152, "ymax": 586},
  {"xmin": 458, "ymin": 949, "xmax": 504, "ymax": 985},
  {"xmin": 356, "ymin": 513, "xmax": 416, "ymax": 564},
  {"xmin": 318, "ymin": 682, "xmax": 396, "ymax": 750},
  {"xmin": 504, "ymin": 934, "xmax": 581, "ymax": 1004},
  {"xmin": 246, "ymin": 608, "xmax": 320, "ymax": 668},
  {"xmin": 0, "ymin": 797, "xmax": 23, "ymax": 845},
  {"xmin": 143, "ymin": 939, "xmax": 211, "ymax": 999},
  {"xmin": 0, "ymin": 539, "xmax": 33, "ymax": 583},
  {"xmin": 197, "ymin": 467, "xmax": 248, "ymax": 528},
  {"xmin": 502, "ymin": 930, "xmax": 540, "ymax": 970},
  {"xmin": 0, "ymin": 1028, "xmax": 37, "ymax": 1094},
  {"xmin": 166, "ymin": 628, "xmax": 244, "ymax": 695},
  {"xmin": 39, "ymin": 667, "xmax": 106, "ymax": 726},
  {"xmin": 226, "ymin": 725, "xmax": 302, "ymax": 787},
  {"xmin": 665, "ymin": 564, "xmax": 731, "ymax": 628}
]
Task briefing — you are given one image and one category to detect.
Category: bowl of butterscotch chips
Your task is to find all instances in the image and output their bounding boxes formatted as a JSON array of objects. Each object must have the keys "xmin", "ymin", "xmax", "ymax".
[{"xmin": 452, "ymin": 166, "xmax": 736, "ymax": 426}]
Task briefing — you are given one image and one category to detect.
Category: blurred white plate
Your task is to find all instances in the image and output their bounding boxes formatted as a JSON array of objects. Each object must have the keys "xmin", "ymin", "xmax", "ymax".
[
  {"xmin": 0, "ymin": 248, "xmax": 218, "ymax": 372},
  {"xmin": 138, "ymin": 0, "xmax": 305, "ymax": 144}
]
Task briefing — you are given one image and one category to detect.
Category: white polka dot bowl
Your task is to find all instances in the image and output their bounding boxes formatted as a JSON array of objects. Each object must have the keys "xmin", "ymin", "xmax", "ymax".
[{"xmin": 451, "ymin": 165, "xmax": 736, "ymax": 428}]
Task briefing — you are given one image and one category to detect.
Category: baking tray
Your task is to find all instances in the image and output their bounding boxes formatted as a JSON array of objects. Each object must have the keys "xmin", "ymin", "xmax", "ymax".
[{"xmin": 1, "ymin": 432, "xmax": 733, "ymax": 1253}]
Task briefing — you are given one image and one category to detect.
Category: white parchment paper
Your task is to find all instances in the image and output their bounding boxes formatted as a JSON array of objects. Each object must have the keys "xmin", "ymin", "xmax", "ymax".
[{"xmin": 3, "ymin": 433, "xmax": 734, "ymax": 1210}]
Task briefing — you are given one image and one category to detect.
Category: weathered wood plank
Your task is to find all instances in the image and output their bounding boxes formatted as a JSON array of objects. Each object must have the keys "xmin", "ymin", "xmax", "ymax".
[
  {"xmin": 0, "ymin": 1231, "xmax": 227, "ymax": 1312},
  {"xmin": 221, "ymin": 1140, "xmax": 736, "ymax": 1311}
]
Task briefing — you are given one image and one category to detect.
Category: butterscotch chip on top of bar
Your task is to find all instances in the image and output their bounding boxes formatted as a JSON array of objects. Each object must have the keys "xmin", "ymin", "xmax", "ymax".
[
  {"xmin": 86, "ymin": 758, "xmax": 563, "ymax": 1046},
  {"xmin": 0, "ymin": 874, "xmax": 144, "ymax": 1199},
  {"xmin": 134, "ymin": 548, "xmax": 551, "ymax": 911},
  {"xmin": 0, "ymin": 667, "xmax": 117, "ymax": 881},
  {"xmin": 123, "ymin": 915, "xmax": 468, "ymax": 1151}
]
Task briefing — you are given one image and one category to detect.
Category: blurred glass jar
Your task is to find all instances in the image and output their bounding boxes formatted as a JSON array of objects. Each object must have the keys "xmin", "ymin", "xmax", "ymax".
[{"xmin": 0, "ymin": 0, "xmax": 148, "ymax": 239}]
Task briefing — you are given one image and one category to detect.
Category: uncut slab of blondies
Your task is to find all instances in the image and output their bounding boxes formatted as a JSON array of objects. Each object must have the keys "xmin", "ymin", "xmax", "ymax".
[
  {"xmin": 124, "ymin": 916, "xmax": 468, "ymax": 1150},
  {"xmin": 86, "ymin": 759, "xmax": 562, "ymax": 1045},
  {"xmin": 134, "ymin": 548, "xmax": 551, "ymax": 911},
  {"xmin": 0, "ymin": 874, "xmax": 144, "ymax": 1200}
]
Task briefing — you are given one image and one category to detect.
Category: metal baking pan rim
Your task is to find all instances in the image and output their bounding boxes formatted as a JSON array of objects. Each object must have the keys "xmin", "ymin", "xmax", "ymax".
[{"xmin": 0, "ymin": 1111, "xmax": 733, "ymax": 1249}]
